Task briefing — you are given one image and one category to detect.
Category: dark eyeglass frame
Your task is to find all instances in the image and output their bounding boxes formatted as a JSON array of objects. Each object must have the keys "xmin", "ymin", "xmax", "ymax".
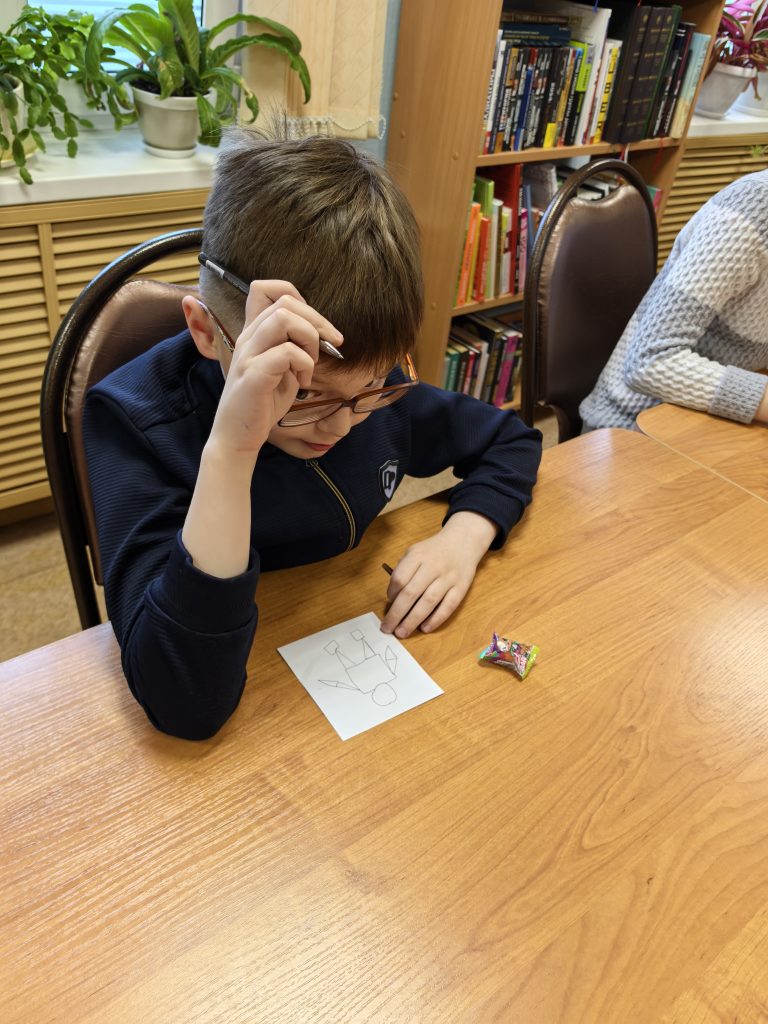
[{"xmin": 194, "ymin": 299, "xmax": 419, "ymax": 427}]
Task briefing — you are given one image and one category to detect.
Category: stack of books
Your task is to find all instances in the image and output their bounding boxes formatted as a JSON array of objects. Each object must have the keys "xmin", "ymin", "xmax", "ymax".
[
  {"xmin": 444, "ymin": 306, "xmax": 524, "ymax": 407},
  {"xmin": 482, "ymin": 2, "xmax": 711, "ymax": 152},
  {"xmin": 455, "ymin": 168, "xmax": 537, "ymax": 307}
]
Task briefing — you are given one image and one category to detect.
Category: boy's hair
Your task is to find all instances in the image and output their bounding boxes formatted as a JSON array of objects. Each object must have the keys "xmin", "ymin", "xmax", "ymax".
[{"xmin": 200, "ymin": 125, "xmax": 423, "ymax": 371}]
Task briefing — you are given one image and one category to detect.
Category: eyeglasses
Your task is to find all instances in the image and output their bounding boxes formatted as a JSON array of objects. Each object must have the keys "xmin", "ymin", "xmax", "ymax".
[{"xmin": 194, "ymin": 300, "xmax": 419, "ymax": 427}]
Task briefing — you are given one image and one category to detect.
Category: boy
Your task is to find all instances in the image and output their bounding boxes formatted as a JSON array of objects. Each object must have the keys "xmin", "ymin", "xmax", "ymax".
[{"xmin": 83, "ymin": 129, "xmax": 542, "ymax": 741}]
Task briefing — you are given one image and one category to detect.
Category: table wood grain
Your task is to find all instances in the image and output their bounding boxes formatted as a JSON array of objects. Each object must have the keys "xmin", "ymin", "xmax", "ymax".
[
  {"xmin": 3, "ymin": 429, "xmax": 768, "ymax": 1023},
  {"xmin": 637, "ymin": 402, "xmax": 768, "ymax": 503}
]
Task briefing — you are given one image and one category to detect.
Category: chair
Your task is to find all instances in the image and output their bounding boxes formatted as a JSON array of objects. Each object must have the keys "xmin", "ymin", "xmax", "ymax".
[
  {"xmin": 41, "ymin": 228, "xmax": 202, "ymax": 630},
  {"xmin": 521, "ymin": 158, "xmax": 658, "ymax": 441}
]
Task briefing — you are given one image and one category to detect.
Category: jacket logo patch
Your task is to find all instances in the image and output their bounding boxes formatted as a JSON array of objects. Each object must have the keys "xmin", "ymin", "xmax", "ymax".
[{"xmin": 379, "ymin": 459, "xmax": 399, "ymax": 501}]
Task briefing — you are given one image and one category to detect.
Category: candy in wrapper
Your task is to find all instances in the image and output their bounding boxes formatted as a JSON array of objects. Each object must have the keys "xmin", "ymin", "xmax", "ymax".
[{"xmin": 479, "ymin": 632, "xmax": 539, "ymax": 680}]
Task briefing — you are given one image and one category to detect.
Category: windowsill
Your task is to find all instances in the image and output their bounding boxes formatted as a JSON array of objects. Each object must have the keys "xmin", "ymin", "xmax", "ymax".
[
  {"xmin": 689, "ymin": 107, "xmax": 768, "ymax": 138},
  {"xmin": 0, "ymin": 126, "xmax": 216, "ymax": 206}
]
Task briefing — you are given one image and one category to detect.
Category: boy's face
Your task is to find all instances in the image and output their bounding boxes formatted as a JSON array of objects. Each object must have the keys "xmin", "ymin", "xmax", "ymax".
[{"xmin": 219, "ymin": 344, "xmax": 387, "ymax": 459}]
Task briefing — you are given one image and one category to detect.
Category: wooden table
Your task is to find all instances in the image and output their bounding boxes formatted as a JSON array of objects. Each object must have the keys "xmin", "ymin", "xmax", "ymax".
[
  {"xmin": 638, "ymin": 402, "xmax": 768, "ymax": 503},
  {"xmin": 3, "ymin": 429, "xmax": 768, "ymax": 1023}
]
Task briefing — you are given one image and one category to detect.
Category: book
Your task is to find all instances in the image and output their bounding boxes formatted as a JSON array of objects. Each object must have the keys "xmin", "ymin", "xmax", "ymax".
[
  {"xmin": 669, "ymin": 31, "xmax": 711, "ymax": 136},
  {"xmin": 537, "ymin": 47, "xmax": 570, "ymax": 147},
  {"xmin": 445, "ymin": 344, "xmax": 461, "ymax": 391},
  {"xmin": 523, "ymin": 47, "xmax": 553, "ymax": 148},
  {"xmin": 472, "ymin": 215, "xmax": 491, "ymax": 302},
  {"xmin": 494, "ymin": 330, "xmax": 522, "ymax": 406},
  {"xmin": 488, "ymin": 198, "xmax": 503, "ymax": 298},
  {"xmin": 483, "ymin": 31, "xmax": 504, "ymax": 154},
  {"xmin": 621, "ymin": 5, "xmax": 681, "ymax": 143},
  {"xmin": 648, "ymin": 19, "xmax": 689, "ymax": 137},
  {"xmin": 494, "ymin": 44, "xmax": 519, "ymax": 152},
  {"xmin": 593, "ymin": 40, "xmax": 622, "ymax": 142},
  {"xmin": 514, "ymin": 49, "xmax": 538, "ymax": 150},
  {"xmin": 489, "ymin": 40, "xmax": 512, "ymax": 153},
  {"xmin": 564, "ymin": 39, "xmax": 593, "ymax": 146},
  {"xmin": 451, "ymin": 324, "xmax": 490, "ymax": 399},
  {"xmin": 501, "ymin": 23, "xmax": 572, "ymax": 46},
  {"xmin": 504, "ymin": 46, "xmax": 529, "ymax": 150},
  {"xmin": 560, "ymin": 42, "xmax": 586, "ymax": 145},
  {"xmin": 456, "ymin": 201, "xmax": 481, "ymax": 306},
  {"xmin": 585, "ymin": 36, "xmax": 614, "ymax": 142},
  {"xmin": 659, "ymin": 22, "xmax": 694, "ymax": 137},
  {"xmin": 601, "ymin": 3, "xmax": 652, "ymax": 143},
  {"xmin": 500, "ymin": 204, "xmax": 513, "ymax": 294}
]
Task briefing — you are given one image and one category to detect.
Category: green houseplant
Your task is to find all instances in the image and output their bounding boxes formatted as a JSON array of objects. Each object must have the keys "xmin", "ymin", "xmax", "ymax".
[
  {"xmin": 0, "ymin": 5, "xmax": 97, "ymax": 184},
  {"xmin": 85, "ymin": 0, "xmax": 311, "ymax": 156}
]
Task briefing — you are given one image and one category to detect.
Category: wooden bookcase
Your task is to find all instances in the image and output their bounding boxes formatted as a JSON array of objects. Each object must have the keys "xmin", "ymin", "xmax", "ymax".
[{"xmin": 387, "ymin": 0, "xmax": 727, "ymax": 387}]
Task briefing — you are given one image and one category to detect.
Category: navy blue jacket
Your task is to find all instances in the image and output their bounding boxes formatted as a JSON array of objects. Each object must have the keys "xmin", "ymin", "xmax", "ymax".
[{"xmin": 83, "ymin": 332, "xmax": 542, "ymax": 739}]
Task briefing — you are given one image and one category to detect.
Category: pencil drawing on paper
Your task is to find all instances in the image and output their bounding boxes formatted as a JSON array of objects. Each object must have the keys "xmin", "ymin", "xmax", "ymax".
[{"xmin": 318, "ymin": 628, "xmax": 399, "ymax": 706}]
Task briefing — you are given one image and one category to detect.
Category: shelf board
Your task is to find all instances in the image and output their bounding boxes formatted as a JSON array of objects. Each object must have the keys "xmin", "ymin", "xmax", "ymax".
[
  {"xmin": 475, "ymin": 136, "xmax": 680, "ymax": 166},
  {"xmin": 452, "ymin": 292, "xmax": 524, "ymax": 316}
]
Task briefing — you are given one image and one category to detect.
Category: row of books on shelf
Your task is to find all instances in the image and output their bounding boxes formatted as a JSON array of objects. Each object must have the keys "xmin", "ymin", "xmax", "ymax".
[
  {"xmin": 443, "ymin": 308, "xmax": 524, "ymax": 408},
  {"xmin": 482, "ymin": 1, "xmax": 711, "ymax": 153},
  {"xmin": 455, "ymin": 161, "xmax": 629, "ymax": 307}
]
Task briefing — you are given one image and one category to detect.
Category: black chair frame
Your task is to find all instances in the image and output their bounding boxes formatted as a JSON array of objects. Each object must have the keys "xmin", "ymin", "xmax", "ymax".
[
  {"xmin": 41, "ymin": 228, "xmax": 203, "ymax": 629},
  {"xmin": 521, "ymin": 158, "xmax": 658, "ymax": 438}
]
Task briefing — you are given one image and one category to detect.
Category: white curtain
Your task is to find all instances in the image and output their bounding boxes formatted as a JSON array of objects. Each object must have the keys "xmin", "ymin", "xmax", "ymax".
[{"xmin": 241, "ymin": 0, "xmax": 388, "ymax": 139}]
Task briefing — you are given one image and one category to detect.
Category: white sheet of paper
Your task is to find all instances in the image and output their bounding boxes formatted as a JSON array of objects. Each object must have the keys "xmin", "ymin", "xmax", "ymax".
[{"xmin": 278, "ymin": 612, "xmax": 443, "ymax": 740}]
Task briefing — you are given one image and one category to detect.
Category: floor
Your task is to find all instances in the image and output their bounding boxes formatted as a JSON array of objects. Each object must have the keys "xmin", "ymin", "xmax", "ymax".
[{"xmin": 0, "ymin": 415, "xmax": 558, "ymax": 662}]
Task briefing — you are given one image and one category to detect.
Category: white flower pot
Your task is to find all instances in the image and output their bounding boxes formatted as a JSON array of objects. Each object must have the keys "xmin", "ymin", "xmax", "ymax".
[
  {"xmin": 695, "ymin": 63, "xmax": 755, "ymax": 119},
  {"xmin": 132, "ymin": 85, "xmax": 212, "ymax": 158},
  {"xmin": 733, "ymin": 68, "xmax": 768, "ymax": 117}
]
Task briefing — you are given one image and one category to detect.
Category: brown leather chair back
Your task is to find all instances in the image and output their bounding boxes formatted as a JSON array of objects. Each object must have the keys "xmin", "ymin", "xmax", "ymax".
[
  {"xmin": 521, "ymin": 159, "xmax": 658, "ymax": 441},
  {"xmin": 41, "ymin": 228, "xmax": 202, "ymax": 628},
  {"xmin": 66, "ymin": 279, "xmax": 191, "ymax": 586}
]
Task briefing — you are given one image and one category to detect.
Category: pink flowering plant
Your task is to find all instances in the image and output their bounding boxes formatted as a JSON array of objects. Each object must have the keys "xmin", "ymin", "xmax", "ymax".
[{"xmin": 711, "ymin": 0, "xmax": 768, "ymax": 93}]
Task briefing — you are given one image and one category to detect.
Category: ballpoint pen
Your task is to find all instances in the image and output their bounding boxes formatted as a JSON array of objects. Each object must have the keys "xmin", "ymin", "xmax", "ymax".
[{"xmin": 198, "ymin": 252, "xmax": 344, "ymax": 360}]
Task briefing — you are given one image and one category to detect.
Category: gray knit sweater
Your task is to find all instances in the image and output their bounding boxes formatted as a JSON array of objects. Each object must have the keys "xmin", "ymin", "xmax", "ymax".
[{"xmin": 580, "ymin": 169, "xmax": 768, "ymax": 431}]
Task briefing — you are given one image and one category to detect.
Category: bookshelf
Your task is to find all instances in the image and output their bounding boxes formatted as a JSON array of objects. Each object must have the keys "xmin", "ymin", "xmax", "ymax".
[{"xmin": 387, "ymin": 0, "xmax": 727, "ymax": 387}]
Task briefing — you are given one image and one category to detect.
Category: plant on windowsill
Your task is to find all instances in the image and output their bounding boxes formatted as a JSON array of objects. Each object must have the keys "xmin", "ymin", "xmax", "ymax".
[
  {"xmin": 0, "ymin": 6, "xmax": 100, "ymax": 184},
  {"xmin": 697, "ymin": 0, "xmax": 768, "ymax": 118},
  {"xmin": 84, "ymin": 0, "xmax": 311, "ymax": 159}
]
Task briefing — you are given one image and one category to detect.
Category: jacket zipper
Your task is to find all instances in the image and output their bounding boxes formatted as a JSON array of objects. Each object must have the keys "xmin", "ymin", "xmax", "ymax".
[{"xmin": 308, "ymin": 459, "xmax": 356, "ymax": 551}]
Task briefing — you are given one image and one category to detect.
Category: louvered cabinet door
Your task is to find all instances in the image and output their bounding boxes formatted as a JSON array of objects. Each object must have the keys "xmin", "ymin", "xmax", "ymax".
[
  {"xmin": 0, "ymin": 225, "xmax": 52, "ymax": 508},
  {"xmin": 658, "ymin": 136, "xmax": 768, "ymax": 266},
  {"xmin": 0, "ymin": 191, "xmax": 207, "ymax": 515}
]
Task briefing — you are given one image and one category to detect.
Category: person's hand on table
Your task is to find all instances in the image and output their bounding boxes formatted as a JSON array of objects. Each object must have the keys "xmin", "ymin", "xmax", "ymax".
[{"xmin": 380, "ymin": 511, "xmax": 498, "ymax": 639}]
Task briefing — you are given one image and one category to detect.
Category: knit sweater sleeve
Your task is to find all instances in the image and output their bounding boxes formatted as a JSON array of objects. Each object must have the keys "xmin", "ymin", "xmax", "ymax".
[
  {"xmin": 622, "ymin": 192, "xmax": 768, "ymax": 423},
  {"xmin": 403, "ymin": 384, "xmax": 542, "ymax": 546},
  {"xmin": 83, "ymin": 388, "xmax": 259, "ymax": 740}
]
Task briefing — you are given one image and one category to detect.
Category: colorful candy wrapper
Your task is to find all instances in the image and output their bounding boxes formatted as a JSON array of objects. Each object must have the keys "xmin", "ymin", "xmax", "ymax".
[{"xmin": 479, "ymin": 632, "xmax": 539, "ymax": 680}]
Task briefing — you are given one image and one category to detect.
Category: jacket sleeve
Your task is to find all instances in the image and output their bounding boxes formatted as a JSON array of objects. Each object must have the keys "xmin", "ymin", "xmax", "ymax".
[
  {"xmin": 403, "ymin": 384, "xmax": 542, "ymax": 547},
  {"xmin": 83, "ymin": 389, "xmax": 259, "ymax": 740}
]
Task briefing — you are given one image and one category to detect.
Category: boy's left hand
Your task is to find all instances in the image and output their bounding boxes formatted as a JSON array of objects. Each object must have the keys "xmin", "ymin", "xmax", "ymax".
[{"xmin": 381, "ymin": 511, "xmax": 498, "ymax": 639}]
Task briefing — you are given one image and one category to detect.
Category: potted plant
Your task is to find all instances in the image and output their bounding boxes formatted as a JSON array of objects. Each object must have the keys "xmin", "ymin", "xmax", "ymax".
[
  {"xmin": 0, "ymin": 6, "xmax": 97, "ymax": 184},
  {"xmin": 85, "ymin": 0, "xmax": 311, "ymax": 158},
  {"xmin": 697, "ymin": 0, "xmax": 768, "ymax": 118}
]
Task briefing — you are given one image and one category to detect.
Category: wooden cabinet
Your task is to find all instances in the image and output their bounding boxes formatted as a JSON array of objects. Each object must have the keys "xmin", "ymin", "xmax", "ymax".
[
  {"xmin": 387, "ymin": 0, "xmax": 727, "ymax": 387},
  {"xmin": 0, "ymin": 189, "xmax": 207, "ymax": 515}
]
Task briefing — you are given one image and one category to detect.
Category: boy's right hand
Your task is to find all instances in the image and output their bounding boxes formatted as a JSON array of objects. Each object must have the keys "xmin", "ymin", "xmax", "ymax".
[{"xmin": 208, "ymin": 281, "xmax": 343, "ymax": 460}]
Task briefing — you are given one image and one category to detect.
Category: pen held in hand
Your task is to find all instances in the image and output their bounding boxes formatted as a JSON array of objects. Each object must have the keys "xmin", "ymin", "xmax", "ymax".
[{"xmin": 198, "ymin": 252, "xmax": 343, "ymax": 359}]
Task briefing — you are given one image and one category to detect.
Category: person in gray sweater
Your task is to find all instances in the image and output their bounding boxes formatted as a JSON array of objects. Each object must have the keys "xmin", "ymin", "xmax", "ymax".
[{"xmin": 580, "ymin": 168, "xmax": 768, "ymax": 431}]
